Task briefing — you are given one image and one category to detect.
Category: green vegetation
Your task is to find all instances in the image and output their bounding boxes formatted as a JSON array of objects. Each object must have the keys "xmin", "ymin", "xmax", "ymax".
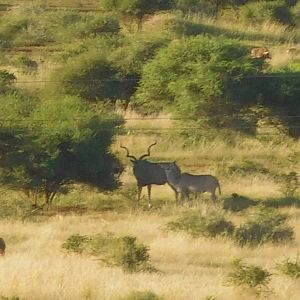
[
  {"xmin": 240, "ymin": 0, "xmax": 294, "ymax": 25},
  {"xmin": 166, "ymin": 207, "xmax": 295, "ymax": 248},
  {"xmin": 276, "ymin": 256, "xmax": 300, "ymax": 279},
  {"xmin": 0, "ymin": 8, "xmax": 299, "ymax": 300},
  {"xmin": 118, "ymin": 291, "xmax": 163, "ymax": 300},
  {"xmin": 227, "ymin": 259, "xmax": 272, "ymax": 290},
  {"xmin": 101, "ymin": 0, "xmax": 173, "ymax": 31},
  {"xmin": 233, "ymin": 207, "xmax": 294, "ymax": 247},
  {"xmin": 166, "ymin": 211, "xmax": 235, "ymax": 238},
  {"xmin": 62, "ymin": 233, "xmax": 157, "ymax": 273},
  {"xmin": 0, "ymin": 94, "xmax": 123, "ymax": 204}
]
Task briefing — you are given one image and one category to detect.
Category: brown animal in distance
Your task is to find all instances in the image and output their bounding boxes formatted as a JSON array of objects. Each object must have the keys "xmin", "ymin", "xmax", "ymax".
[
  {"xmin": 251, "ymin": 47, "xmax": 271, "ymax": 59},
  {"xmin": 0, "ymin": 238, "xmax": 6, "ymax": 256}
]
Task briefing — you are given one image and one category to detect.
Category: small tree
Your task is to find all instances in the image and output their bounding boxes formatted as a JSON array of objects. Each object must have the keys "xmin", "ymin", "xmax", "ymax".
[
  {"xmin": 47, "ymin": 51, "xmax": 137, "ymax": 106},
  {"xmin": 0, "ymin": 93, "xmax": 123, "ymax": 204},
  {"xmin": 101, "ymin": 0, "xmax": 173, "ymax": 31}
]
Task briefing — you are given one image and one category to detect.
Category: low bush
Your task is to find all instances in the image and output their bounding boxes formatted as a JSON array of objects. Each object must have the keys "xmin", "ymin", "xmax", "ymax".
[
  {"xmin": 276, "ymin": 256, "xmax": 300, "ymax": 279},
  {"xmin": 233, "ymin": 207, "xmax": 294, "ymax": 247},
  {"xmin": 118, "ymin": 290, "xmax": 163, "ymax": 300},
  {"xmin": 62, "ymin": 234, "xmax": 90, "ymax": 254},
  {"xmin": 76, "ymin": 14, "xmax": 120, "ymax": 38},
  {"xmin": 166, "ymin": 211, "xmax": 235, "ymax": 238},
  {"xmin": 227, "ymin": 259, "xmax": 271, "ymax": 290},
  {"xmin": 62, "ymin": 233, "xmax": 156, "ymax": 273}
]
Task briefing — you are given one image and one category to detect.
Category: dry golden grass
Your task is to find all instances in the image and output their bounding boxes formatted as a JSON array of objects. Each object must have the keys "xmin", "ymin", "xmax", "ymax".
[{"xmin": 1, "ymin": 209, "xmax": 300, "ymax": 300}]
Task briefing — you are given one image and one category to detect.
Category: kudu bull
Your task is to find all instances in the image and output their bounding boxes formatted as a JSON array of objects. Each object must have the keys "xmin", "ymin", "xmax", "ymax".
[
  {"xmin": 120, "ymin": 142, "xmax": 178, "ymax": 207},
  {"xmin": 160, "ymin": 162, "xmax": 221, "ymax": 204}
]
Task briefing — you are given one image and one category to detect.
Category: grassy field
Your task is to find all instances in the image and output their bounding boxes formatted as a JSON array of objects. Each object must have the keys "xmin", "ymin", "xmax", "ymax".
[
  {"xmin": 1, "ymin": 208, "xmax": 300, "ymax": 300},
  {"xmin": 0, "ymin": 133, "xmax": 299, "ymax": 300},
  {"xmin": 0, "ymin": 1, "xmax": 300, "ymax": 299}
]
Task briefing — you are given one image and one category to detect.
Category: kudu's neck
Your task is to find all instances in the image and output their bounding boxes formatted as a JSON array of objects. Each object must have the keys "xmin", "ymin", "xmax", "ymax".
[{"xmin": 165, "ymin": 168, "xmax": 181, "ymax": 186}]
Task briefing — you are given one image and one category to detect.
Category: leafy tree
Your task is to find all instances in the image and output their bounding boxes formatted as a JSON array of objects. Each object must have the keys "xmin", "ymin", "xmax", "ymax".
[
  {"xmin": 134, "ymin": 36, "xmax": 263, "ymax": 134},
  {"xmin": 50, "ymin": 33, "xmax": 170, "ymax": 108},
  {"xmin": 46, "ymin": 51, "xmax": 136, "ymax": 105},
  {"xmin": 101, "ymin": 0, "xmax": 173, "ymax": 30},
  {"xmin": 0, "ymin": 94, "xmax": 123, "ymax": 204}
]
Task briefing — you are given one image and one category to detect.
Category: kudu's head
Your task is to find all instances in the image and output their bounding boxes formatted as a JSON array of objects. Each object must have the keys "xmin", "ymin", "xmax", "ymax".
[{"xmin": 120, "ymin": 142, "xmax": 157, "ymax": 163}]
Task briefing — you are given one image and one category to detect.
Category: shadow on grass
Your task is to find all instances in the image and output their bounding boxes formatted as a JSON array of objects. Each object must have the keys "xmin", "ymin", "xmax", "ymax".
[
  {"xmin": 263, "ymin": 197, "xmax": 300, "ymax": 208},
  {"xmin": 223, "ymin": 193, "xmax": 300, "ymax": 212},
  {"xmin": 171, "ymin": 19, "xmax": 300, "ymax": 44},
  {"xmin": 223, "ymin": 194, "xmax": 258, "ymax": 212}
]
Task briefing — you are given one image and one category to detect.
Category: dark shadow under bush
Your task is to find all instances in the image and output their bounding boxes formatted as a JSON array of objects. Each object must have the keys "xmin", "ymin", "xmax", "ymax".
[
  {"xmin": 233, "ymin": 207, "xmax": 294, "ymax": 247},
  {"xmin": 223, "ymin": 193, "xmax": 258, "ymax": 212}
]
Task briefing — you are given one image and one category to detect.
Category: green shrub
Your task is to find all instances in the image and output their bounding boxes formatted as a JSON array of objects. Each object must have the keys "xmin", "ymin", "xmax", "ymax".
[
  {"xmin": 233, "ymin": 207, "xmax": 294, "ymax": 247},
  {"xmin": 62, "ymin": 234, "xmax": 156, "ymax": 272},
  {"xmin": 223, "ymin": 194, "xmax": 257, "ymax": 212},
  {"xmin": 240, "ymin": 0, "xmax": 294, "ymax": 25},
  {"xmin": 134, "ymin": 35, "xmax": 263, "ymax": 135},
  {"xmin": 276, "ymin": 256, "xmax": 300, "ymax": 279},
  {"xmin": 227, "ymin": 259, "xmax": 271, "ymax": 290},
  {"xmin": 118, "ymin": 290, "xmax": 163, "ymax": 300},
  {"xmin": 166, "ymin": 211, "xmax": 235, "ymax": 238},
  {"xmin": 76, "ymin": 14, "xmax": 120, "ymax": 38},
  {"xmin": 62, "ymin": 234, "xmax": 90, "ymax": 254}
]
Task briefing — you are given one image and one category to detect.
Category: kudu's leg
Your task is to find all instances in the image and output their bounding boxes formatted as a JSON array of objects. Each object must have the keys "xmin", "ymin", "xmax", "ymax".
[
  {"xmin": 181, "ymin": 188, "xmax": 189, "ymax": 205},
  {"xmin": 168, "ymin": 184, "xmax": 179, "ymax": 205},
  {"xmin": 137, "ymin": 186, "xmax": 142, "ymax": 201},
  {"xmin": 211, "ymin": 190, "xmax": 217, "ymax": 203},
  {"xmin": 147, "ymin": 185, "xmax": 152, "ymax": 208}
]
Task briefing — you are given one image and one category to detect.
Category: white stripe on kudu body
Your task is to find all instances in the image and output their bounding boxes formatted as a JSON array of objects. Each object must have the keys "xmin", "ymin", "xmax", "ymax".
[{"xmin": 160, "ymin": 162, "xmax": 221, "ymax": 203}]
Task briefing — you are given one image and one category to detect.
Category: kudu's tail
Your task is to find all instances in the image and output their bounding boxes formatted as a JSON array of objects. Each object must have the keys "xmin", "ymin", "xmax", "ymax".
[{"xmin": 217, "ymin": 180, "xmax": 221, "ymax": 195}]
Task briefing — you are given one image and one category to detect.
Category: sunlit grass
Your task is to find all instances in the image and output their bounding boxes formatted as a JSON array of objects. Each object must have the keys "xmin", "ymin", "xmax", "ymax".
[{"xmin": 1, "ymin": 211, "xmax": 300, "ymax": 299}]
